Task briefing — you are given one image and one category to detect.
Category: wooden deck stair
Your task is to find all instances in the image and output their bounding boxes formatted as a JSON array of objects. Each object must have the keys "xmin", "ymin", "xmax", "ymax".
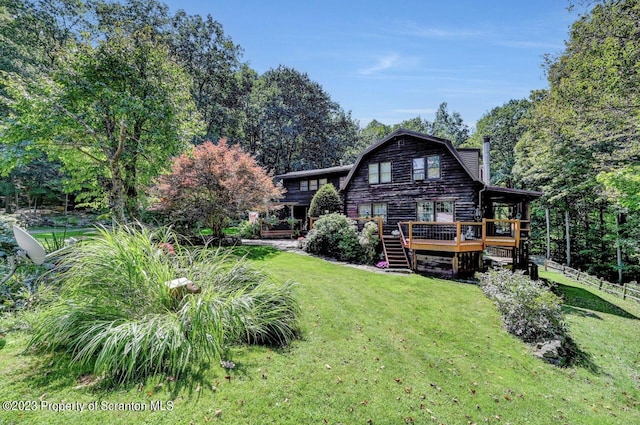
[{"xmin": 382, "ymin": 235, "xmax": 410, "ymax": 269}]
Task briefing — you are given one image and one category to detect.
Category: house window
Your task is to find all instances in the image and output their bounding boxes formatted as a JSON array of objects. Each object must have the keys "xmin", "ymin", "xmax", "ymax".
[
  {"xmin": 309, "ymin": 179, "xmax": 318, "ymax": 191},
  {"xmin": 373, "ymin": 203, "xmax": 388, "ymax": 223},
  {"xmin": 417, "ymin": 201, "xmax": 434, "ymax": 221},
  {"xmin": 413, "ymin": 158, "xmax": 425, "ymax": 181},
  {"xmin": 358, "ymin": 203, "xmax": 387, "ymax": 223},
  {"xmin": 435, "ymin": 200, "xmax": 454, "ymax": 222},
  {"xmin": 368, "ymin": 161, "xmax": 391, "ymax": 184},
  {"xmin": 358, "ymin": 204, "xmax": 372, "ymax": 218},
  {"xmin": 300, "ymin": 180, "xmax": 308, "ymax": 191},
  {"xmin": 427, "ymin": 155, "xmax": 440, "ymax": 179},
  {"xmin": 319, "ymin": 178, "xmax": 328, "ymax": 187},
  {"xmin": 417, "ymin": 200, "xmax": 454, "ymax": 222},
  {"xmin": 368, "ymin": 163, "xmax": 379, "ymax": 184}
]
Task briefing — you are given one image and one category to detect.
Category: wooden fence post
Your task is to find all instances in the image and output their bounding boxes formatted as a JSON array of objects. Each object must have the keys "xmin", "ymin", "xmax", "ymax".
[
  {"xmin": 622, "ymin": 282, "xmax": 627, "ymax": 300},
  {"xmin": 599, "ymin": 278, "xmax": 603, "ymax": 290}
]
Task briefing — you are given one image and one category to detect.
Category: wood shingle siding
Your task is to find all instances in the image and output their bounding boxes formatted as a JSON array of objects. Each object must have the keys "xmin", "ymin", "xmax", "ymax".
[{"xmin": 342, "ymin": 130, "xmax": 483, "ymax": 230}]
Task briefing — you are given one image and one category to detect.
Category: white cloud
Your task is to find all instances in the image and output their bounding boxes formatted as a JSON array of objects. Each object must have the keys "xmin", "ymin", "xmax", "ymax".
[
  {"xmin": 358, "ymin": 53, "xmax": 401, "ymax": 75},
  {"xmin": 358, "ymin": 53, "xmax": 421, "ymax": 75}
]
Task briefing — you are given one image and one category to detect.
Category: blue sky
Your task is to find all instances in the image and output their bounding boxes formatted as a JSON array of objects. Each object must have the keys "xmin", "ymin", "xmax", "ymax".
[{"xmin": 162, "ymin": 1, "xmax": 585, "ymax": 129}]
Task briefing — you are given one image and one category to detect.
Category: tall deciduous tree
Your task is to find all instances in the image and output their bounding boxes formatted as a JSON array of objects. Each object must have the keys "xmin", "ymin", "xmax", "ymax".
[
  {"xmin": 2, "ymin": 23, "xmax": 200, "ymax": 222},
  {"xmin": 243, "ymin": 65, "xmax": 359, "ymax": 174},
  {"xmin": 467, "ymin": 98, "xmax": 532, "ymax": 188},
  {"xmin": 168, "ymin": 10, "xmax": 248, "ymax": 143},
  {"xmin": 152, "ymin": 139, "xmax": 284, "ymax": 237},
  {"xmin": 514, "ymin": 0, "xmax": 640, "ymax": 281},
  {"xmin": 428, "ymin": 102, "xmax": 470, "ymax": 146}
]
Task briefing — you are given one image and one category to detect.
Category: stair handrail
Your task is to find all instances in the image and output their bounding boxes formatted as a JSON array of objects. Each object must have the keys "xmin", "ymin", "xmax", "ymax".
[{"xmin": 397, "ymin": 222, "xmax": 408, "ymax": 246}]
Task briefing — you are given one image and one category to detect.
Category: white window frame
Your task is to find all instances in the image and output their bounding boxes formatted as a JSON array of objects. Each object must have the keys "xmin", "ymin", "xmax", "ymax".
[
  {"xmin": 413, "ymin": 158, "xmax": 425, "ymax": 181},
  {"xmin": 427, "ymin": 155, "xmax": 440, "ymax": 179}
]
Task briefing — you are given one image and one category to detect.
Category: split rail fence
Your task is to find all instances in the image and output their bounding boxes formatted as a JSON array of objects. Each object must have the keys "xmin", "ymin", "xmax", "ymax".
[{"xmin": 544, "ymin": 259, "xmax": 640, "ymax": 303}]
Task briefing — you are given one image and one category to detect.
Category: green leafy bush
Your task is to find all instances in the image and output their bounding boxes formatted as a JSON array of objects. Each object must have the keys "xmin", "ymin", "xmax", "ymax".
[
  {"xmin": 237, "ymin": 220, "xmax": 260, "ymax": 239},
  {"xmin": 0, "ymin": 221, "xmax": 18, "ymax": 259},
  {"xmin": 308, "ymin": 183, "xmax": 342, "ymax": 217},
  {"xmin": 302, "ymin": 213, "xmax": 378, "ymax": 264},
  {"xmin": 27, "ymin": 224, "xmax": 300, "ymax": 383},
  {"xmin": 0, "ymin": 222, "xmax": 48, "ymax": 312},
  {"xmin": 359, "ymin": 221, "xmax": 380, "ymax": 264},
  {"xmin": 477, "ymin": 268, "xmax": 565, "ymax": 342}
]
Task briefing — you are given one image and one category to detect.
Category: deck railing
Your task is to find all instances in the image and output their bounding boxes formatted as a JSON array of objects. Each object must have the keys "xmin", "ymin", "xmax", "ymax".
[{"xmin": 398, "ymin": 219, "xmax": 528, "ymax": 251}]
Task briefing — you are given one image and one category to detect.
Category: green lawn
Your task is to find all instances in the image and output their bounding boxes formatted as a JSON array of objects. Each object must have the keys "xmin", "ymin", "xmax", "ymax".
[{"xmin": 1, "ymin": 248, "xmax": 639, "ymax": 424}]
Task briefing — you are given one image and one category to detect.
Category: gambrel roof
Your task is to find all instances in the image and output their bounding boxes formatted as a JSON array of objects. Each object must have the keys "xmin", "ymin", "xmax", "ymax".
[{"xmin": 339, "ymin": 128, "xmax": 481, "ymax": 191}]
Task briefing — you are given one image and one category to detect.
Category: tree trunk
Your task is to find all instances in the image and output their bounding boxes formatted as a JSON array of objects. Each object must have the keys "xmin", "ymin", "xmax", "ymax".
[
  {"xmin": 110, "ymin": 163, "xmax": 127, "ymax": 225},
  {"xmin": 565, "ymin": 209, "xmax": 571, "ymax": 267},
  {"xmin": 545, "ymin": 208, "xmax": 551, "ymax": 260}
]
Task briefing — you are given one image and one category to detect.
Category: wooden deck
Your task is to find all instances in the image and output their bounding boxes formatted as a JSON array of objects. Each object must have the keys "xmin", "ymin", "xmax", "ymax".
[
  {"xmin": 402, "ymin": 238, "xmax": 484, "ymax": 252},
  {"xmin": 398, "ymin": 220, "xmax": 526, "ymax": 253}
]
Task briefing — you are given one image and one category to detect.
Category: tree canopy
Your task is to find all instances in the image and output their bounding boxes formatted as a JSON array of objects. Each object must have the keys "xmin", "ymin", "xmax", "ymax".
[
  {"xmin": 241, "ymin": 65, "xmax": 359, "ymax": 174},
  {"xmin": 513, "ymin": 0, "xmax": 640, "ymax": 281},
  {"xmin": 152, "ymin": 139, "xmax": 283, "ymax": 237}
]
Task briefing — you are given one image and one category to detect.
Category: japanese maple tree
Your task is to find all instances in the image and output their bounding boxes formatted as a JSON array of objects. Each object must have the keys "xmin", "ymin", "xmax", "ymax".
[{"xmin": 153, "ymin": 139, "xmax": 284, "ymax": 237}]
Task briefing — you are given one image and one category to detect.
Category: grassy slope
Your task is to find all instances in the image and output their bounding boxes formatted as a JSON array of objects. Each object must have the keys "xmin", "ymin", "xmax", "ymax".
[{"xmin": 0, "ymin": 249, "xmax": 638, "ymax": 424}]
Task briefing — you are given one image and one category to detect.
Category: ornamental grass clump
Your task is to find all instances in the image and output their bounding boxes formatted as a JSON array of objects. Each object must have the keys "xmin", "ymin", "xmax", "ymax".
[
  {"xmin": 477, "ymin": 268, "xmax": 565, "ymax": 343},
  {"xmin": 27, "ymin": 224, "xmax": 300, "ymax": 383}
]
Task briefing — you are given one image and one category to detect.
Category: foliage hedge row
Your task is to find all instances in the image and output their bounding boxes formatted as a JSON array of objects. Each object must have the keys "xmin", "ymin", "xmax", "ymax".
[{"xmin": 301, "ymin": 213, "xmax": 379, "ymax": 264}]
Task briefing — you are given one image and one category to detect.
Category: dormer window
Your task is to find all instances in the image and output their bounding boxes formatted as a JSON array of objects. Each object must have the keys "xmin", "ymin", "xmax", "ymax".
[
  {"xmin": 369, "ymin": 161, "xmax": 391, "ymax": 184},
  {"xmin": 427, "ymin": 155, "xmax": 441, "ymax": 179},
  {"xmin": 413, "ymin": 158, "xmax": 425, "ymax": 181}
]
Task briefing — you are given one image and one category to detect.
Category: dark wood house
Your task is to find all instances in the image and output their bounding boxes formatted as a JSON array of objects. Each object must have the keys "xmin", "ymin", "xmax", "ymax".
[
  {"xmin": 276, "ymin": 129, "xmax": 542, "ymax": 277},
  {"xmin": 275, "ymin": 164, "xmax": 352, "ymax": 224}
]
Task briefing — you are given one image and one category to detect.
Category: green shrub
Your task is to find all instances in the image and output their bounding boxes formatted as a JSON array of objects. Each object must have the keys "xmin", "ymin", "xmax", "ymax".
[
  {"xmin": 477, "ymin": 268, "xmax": 565, "ymax": 342},
  {"xmin": 358, "ymin": 221, "xmax": 380, "ymax": 264},
  {"xmin": 302, "ymin": 213, "xmax": 377, "ymax": 264},
  {"xmin": 308, "ymin": 183, "xmax": 342, "ymax": 217},
  {"xmin": 27, "ymin": 224, "xmax": 300, "ymax": 383},
  {"xmin": 0, "ymin": 222, "xmax": 47, "ymax": 313},
  {"xmin": 237, "ymin": 220, "xmax": 260, "ymax": 239},
  {"xmin": 0, "ymin": 221, "xmax": 18, "ymax": 259}
]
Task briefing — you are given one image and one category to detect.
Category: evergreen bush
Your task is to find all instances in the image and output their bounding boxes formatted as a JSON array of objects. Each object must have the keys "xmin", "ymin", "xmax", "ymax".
[{"xmin": 308, "ymin": 183, "xmax": 342, "ymax": 217}]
